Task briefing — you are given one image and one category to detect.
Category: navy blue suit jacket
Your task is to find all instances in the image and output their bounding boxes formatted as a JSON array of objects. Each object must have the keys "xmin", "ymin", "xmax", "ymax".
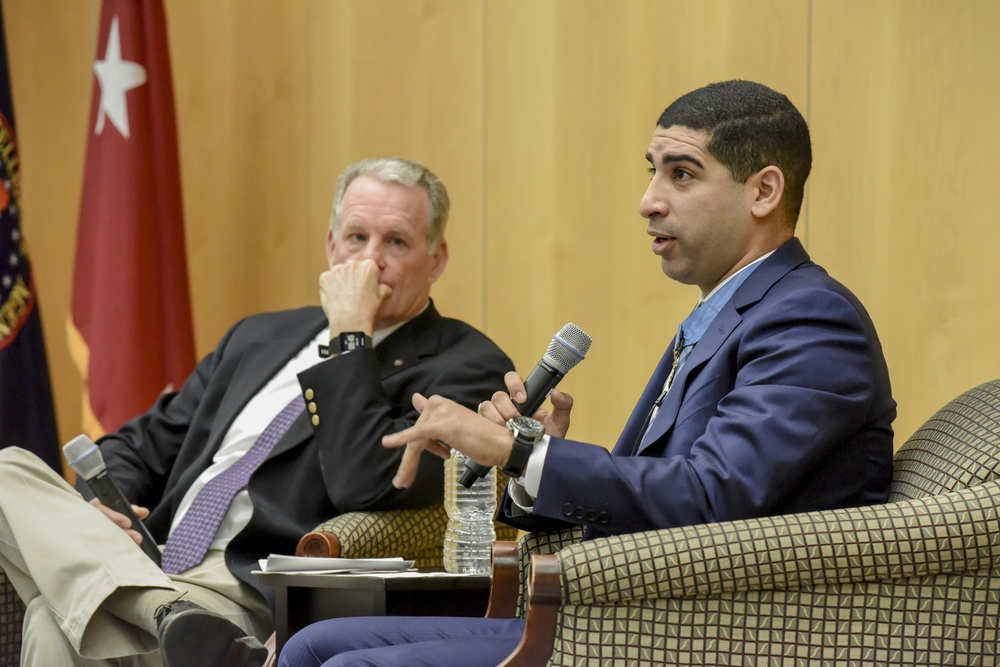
[{"xmin": 501, "ymin": 238, "xmax": 895, "ymax": 538}]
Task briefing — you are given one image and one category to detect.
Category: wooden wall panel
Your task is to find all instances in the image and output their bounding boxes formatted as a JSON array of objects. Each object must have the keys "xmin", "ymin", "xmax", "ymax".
[
  {"xmin": 168, "ymin": 0, "xmax": 311, "ymax": 346},
  {"xmin": 483, "ymin": 0, "xmax": 809, "ymax": 447},
  {"xmin": 304, "ymin": 0, "xmax": 486, "ymax": 330},
  {"xmin": 4, "ymin": 0, "xmax": 485, "ymax": 443},
  {"xmin": 809, "ymin": 0, "xmax": 1000, "ymax": 442},
  {"xmin": 4, "ymin": 0, "xmax": 997, "ymax": 454}
]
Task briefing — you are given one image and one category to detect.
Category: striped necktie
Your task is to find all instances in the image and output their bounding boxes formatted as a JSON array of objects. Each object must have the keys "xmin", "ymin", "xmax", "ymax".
[{"xmin": 160, "ymin": 395, "xmax": 306, "ymax": 574}]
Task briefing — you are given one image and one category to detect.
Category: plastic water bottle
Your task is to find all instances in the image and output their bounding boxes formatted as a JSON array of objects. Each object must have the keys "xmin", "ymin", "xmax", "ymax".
[{"xmin": 443, "ymin": 449, "xmax": 496, "ymax": 574}]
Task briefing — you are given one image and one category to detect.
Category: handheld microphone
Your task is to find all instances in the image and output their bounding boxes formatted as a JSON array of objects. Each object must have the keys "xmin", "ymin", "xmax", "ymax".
[
  {"xmin": 459, "ymin": 322, "xmax": 593, "ymax": 488},
  {"xmin": 63, "ymin": 435, "xmax": 162, "ymax": 565}
]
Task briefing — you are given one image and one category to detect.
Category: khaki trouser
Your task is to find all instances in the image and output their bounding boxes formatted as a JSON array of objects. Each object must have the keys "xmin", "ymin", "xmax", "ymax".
[{"xmin": 0, "ymin": 447, "xmax": 271, "ymax": 666}]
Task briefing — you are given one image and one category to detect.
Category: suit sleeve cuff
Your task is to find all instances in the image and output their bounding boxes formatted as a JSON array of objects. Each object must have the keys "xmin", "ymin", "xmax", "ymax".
[{"xmin": 507, "ymin": 435, "xmax": 549, "ymax": 512}]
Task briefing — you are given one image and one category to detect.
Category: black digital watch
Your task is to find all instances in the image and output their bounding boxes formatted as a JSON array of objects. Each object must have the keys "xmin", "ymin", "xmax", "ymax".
[
  {"xmin": 318, "ymin": 331, "xmax": 372, "ymax": 358},
  {"xmin": 338, "ymin": 331, "xmax": 372, "ymax": 354}
]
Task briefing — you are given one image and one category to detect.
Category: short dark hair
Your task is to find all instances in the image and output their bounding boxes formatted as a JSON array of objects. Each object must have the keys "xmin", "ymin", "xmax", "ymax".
[{"xmin": 657, "ymin": 80, "xmax": 812, "ymax": 223}]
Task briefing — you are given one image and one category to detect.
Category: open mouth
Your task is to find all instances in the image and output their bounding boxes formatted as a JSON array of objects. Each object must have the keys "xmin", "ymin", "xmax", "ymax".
[{"xmin": 649, "ymin": 233, "xmax": 676, "ymax": 255}]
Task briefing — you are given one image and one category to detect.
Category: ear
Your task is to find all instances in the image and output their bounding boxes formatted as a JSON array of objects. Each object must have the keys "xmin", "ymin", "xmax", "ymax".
[
  {"xmin": 325, "ymin": 227, "xmax": 337, "ymax": 269},
  {"xmin": 749, "ymin": 165, "xmax": 785, "ymax": 219},
  {"xmin": 427, "ymin": 239, "xmax": 449, "ymax": 285}
]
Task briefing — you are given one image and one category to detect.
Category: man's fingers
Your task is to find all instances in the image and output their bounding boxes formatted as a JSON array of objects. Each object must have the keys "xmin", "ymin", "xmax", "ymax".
[
  {"xmin": 478, "ymin": 397, "xmax": 506, "ymax": 425},
  {"xmin": 318, "ymin": 258, "xmax": 387, "ymax": 331},
  {"xmin": 90, "ymin": 498, "xmax": 130, "ymax": 529},
  {"xmin": 387, "ymin": 394, "xmax": 489, "ymax": 487},
  {"xmin": 392, "ymin": 439, "xmax": 451, "ymax": 488},
  {"xmin": 549, "ymin": 388, "xmax": 574, "ymax": 411},
  {"xmin": 383, "ymin": 394, "xmax": 430, "ymax": 450},
  {"xmin": 382, "ymin": 428, "xmax": 412, "ymax": 449},
  {"xmin": 391, "ymin": 443, "xmax": 423, "ymax": 488},
  {"xmin": 503, "ymin": 371, "xmax": 527, "ymax": 404},
  {"xmin": 90, "ymin": 498, "xmax": 152, "ymax": 538},
  {"xmin": 490, "ymin": 388, "xmax": 524, "ymax": 423},
  {"xmin": 546, "ymin": 388, "xmax": 574, "ymax": 438},
  {"xmin": 428, "ymin": 440, "xmax": 453, "ymax": 458}
]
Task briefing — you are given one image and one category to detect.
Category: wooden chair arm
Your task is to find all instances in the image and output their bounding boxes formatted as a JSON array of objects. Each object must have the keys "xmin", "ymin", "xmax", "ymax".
[
  {"xmin": 263, "ymin": 632, "xmax": 277, "ymax": 667},
  {"xmin": 293, "ymin": 506, "xmax": 448, "ymax": 563},
  {"xmin": 484, "ymin": 540, "xmax": 519, "ymax": 618},
  {"xmin": 497, "ymin": 553, "xmax": 561, "ymax": 667},
  {"xmin": 295, "ymin": 530, "xmax": 341, "ymax": 558}
]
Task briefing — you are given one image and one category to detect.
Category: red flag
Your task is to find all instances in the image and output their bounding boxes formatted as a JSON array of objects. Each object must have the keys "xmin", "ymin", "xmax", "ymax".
[{"xmin": 69, "ymin": 0, "xmax": 195, "ymax": 438}]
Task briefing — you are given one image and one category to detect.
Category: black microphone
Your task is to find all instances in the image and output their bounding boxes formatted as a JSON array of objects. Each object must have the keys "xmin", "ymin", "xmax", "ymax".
[
  {"xmin": 459, "ymin": 322, "xmax": 593, "ymax": 488},
  {"xmin": 63, "ymin": 435, "xmax": 162, "ymax": 566}
]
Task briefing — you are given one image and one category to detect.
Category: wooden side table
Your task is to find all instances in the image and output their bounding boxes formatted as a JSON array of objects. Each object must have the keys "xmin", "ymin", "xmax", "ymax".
[{"xmin": 256, "ymin": 570, "xmax": 491, "ymax": 657}]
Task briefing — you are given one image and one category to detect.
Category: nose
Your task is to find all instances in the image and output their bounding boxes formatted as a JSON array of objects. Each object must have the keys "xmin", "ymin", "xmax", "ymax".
[
  {"xmin": 639, "ymin": 180, "xmax": 665, "ymax": 220},
  {"xmin": 359, "ymin": 241, "xmax": 386, "ymax": 268}
]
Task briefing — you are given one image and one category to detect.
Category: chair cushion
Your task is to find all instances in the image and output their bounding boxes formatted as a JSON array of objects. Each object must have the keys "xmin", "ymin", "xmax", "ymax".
[
  {"xmin": 1, "ymin": 569, "xmax": 23, "ymax": 667},
  {"xmin": 890, "ymin": 378, "xmax": 1000, "ymax": 501}
]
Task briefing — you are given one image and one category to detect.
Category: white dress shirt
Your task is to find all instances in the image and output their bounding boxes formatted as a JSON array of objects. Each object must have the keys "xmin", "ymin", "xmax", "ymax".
[{"xmin": 167, "ymin": 319, "xmax": 405, "ymax": 553}]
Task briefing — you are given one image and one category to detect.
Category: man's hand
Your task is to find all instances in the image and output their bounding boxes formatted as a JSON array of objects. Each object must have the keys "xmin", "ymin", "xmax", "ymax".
[
  {"xmin": 89, "ymin": 498, "xmax": 152, "ymax": 546},
  {"xmin": 319, "ymin": 258, "xmax": 391, "ymax": 336},
  {"xmin": 476, "ymin": 370, "xmax": 574, "ymax": 438},
  {"xmin": 383, "ymin": 393, "xmax": 514, "ymax": 489}
]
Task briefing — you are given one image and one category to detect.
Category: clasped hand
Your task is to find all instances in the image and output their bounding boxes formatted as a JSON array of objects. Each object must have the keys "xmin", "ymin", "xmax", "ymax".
[
  {"xmin": 319, "ymin": 258, "xmax": 390, "ymax": 335},
  {"xmin": 90, "ymin": 498, "xmax": 151, "ymax": 546},
  {"xmin": 383, "ymin": 371, "xmax": 574, "ymax": 489}
]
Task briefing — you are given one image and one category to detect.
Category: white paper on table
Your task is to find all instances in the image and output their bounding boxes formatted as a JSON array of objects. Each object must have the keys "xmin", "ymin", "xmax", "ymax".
[{"xmin": 256, "ymin": 554, "xmax": 415, "ymax": 574}]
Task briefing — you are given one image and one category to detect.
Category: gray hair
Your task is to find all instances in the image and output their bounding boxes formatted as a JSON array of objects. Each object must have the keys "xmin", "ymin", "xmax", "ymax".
[{"xmin": 330, "ymin": 157, "xmax": 450, "ymax": 251}]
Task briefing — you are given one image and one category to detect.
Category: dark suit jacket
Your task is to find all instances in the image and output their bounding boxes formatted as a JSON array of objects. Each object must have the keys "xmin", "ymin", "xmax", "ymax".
[
  {"xmin": 86, "ymin": 301, "xmax": 513, "ymax": 607},
  {"xmin": 501, "ymin": 238, "xmax": 895, "ymax": 538}
]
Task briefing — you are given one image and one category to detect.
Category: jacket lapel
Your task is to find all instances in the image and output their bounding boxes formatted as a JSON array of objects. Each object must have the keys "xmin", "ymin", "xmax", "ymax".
[
  {"xmin": 634, "ymin": 304, "xmax": 743, "ymax": 453},
  {"xmin": 632, "ymin": 238, "xmax": 811, "ymax": 455},
  {"xmin": 266, "ymin": 301, "xmax": 446, "ymax": 459},
  {"xmin": 372, "ymin": 301, "xmax": 443, "ymax": 380},
  {"xmin": 208, "ymin": 312, "xmax": 328, "ymax": 457},
  {"xmin": 611, "ymin": 345, "xmax": 677, "ymax": 455}
]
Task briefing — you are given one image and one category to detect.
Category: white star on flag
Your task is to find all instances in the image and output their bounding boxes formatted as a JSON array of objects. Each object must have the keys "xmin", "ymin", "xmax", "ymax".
[{"xmin": 93, "ymin": 16, "xmax": 147, "ymax": 138}]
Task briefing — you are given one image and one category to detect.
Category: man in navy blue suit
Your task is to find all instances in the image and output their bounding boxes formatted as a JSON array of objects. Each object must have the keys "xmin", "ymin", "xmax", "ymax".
[{"xmin": 279, "ymin": 79, "xmax": 896, "ymax": 667}]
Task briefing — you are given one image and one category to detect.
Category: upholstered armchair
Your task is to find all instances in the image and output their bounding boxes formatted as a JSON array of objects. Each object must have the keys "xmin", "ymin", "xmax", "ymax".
[
  {"xmin": 494, "ymin": 378, "xmax": 1000, "ymax": 666},
  {"xmin": 295, "ymin": 470, "xmax": 519, "ymax": 561},
  {"xmin": 0, "ymin": 569, "xmax": 19, "ymax": 667}
]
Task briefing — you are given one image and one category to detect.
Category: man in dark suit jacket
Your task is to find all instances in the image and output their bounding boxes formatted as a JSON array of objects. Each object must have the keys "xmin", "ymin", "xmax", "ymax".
[
  {"xmin": 0, "ymin": 157, "xmax": 513, "ymax": 667},
  {"xmin": 279, "ymin": 81, "xmax": 896, "ymax": 667}
]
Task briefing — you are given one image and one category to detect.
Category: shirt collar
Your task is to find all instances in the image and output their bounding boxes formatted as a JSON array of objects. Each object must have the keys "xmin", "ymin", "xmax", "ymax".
[{"xmin": 679, "ymin": 250, "xmax": 775, "ymax": 347}]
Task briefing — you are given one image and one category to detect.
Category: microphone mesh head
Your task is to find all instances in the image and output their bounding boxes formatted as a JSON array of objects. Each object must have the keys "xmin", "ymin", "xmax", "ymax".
[
  {"xmin": 543, "ymin": 323, "xmax": 593, "ymax": 374},
  {"xmin": 62, "ymin": 435, "xmax": 105, "ymax": 480}
]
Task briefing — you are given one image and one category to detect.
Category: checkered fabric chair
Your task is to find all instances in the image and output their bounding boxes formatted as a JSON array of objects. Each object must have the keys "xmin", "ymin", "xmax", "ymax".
[
  {"xmin": 296, "ymin": 469, "xmax": 519, "ymax": 562},
  {"xmin": 495, "ymin": 378, "xmax": 1000, "ymax": 666},
  {"xmin": 0, "ymin": 569, "xmax": 20, "ymax": 667}
]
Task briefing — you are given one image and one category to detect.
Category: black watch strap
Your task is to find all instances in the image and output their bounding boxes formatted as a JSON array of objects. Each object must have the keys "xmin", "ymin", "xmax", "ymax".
[
  {"xmin": 318, "ymin": 331, "xmax": 372, "ymax": 358},
  {"xmin": 502, "ymin": 416, "xmax": 544, "ymax": 478}
]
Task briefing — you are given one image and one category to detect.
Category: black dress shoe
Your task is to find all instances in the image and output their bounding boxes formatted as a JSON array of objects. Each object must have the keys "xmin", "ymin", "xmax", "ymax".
[{"xmin": 154, "ymin": 599, "xmax": 268, "ymax": 667}]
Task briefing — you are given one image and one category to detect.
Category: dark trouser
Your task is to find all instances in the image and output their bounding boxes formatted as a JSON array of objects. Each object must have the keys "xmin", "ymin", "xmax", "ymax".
[{"xmin": 277, "ymin": 615, "xmax": 525, "ymax": 667}]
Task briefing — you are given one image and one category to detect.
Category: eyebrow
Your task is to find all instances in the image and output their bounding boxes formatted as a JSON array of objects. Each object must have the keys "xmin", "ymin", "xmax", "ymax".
[
  {"xmin": 341, "ymin": 220, "xmax": 413, "ymax": 234},
  {"xmin": 646, "ymin": 152, "xmax": 705, "ymax": 170}
]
